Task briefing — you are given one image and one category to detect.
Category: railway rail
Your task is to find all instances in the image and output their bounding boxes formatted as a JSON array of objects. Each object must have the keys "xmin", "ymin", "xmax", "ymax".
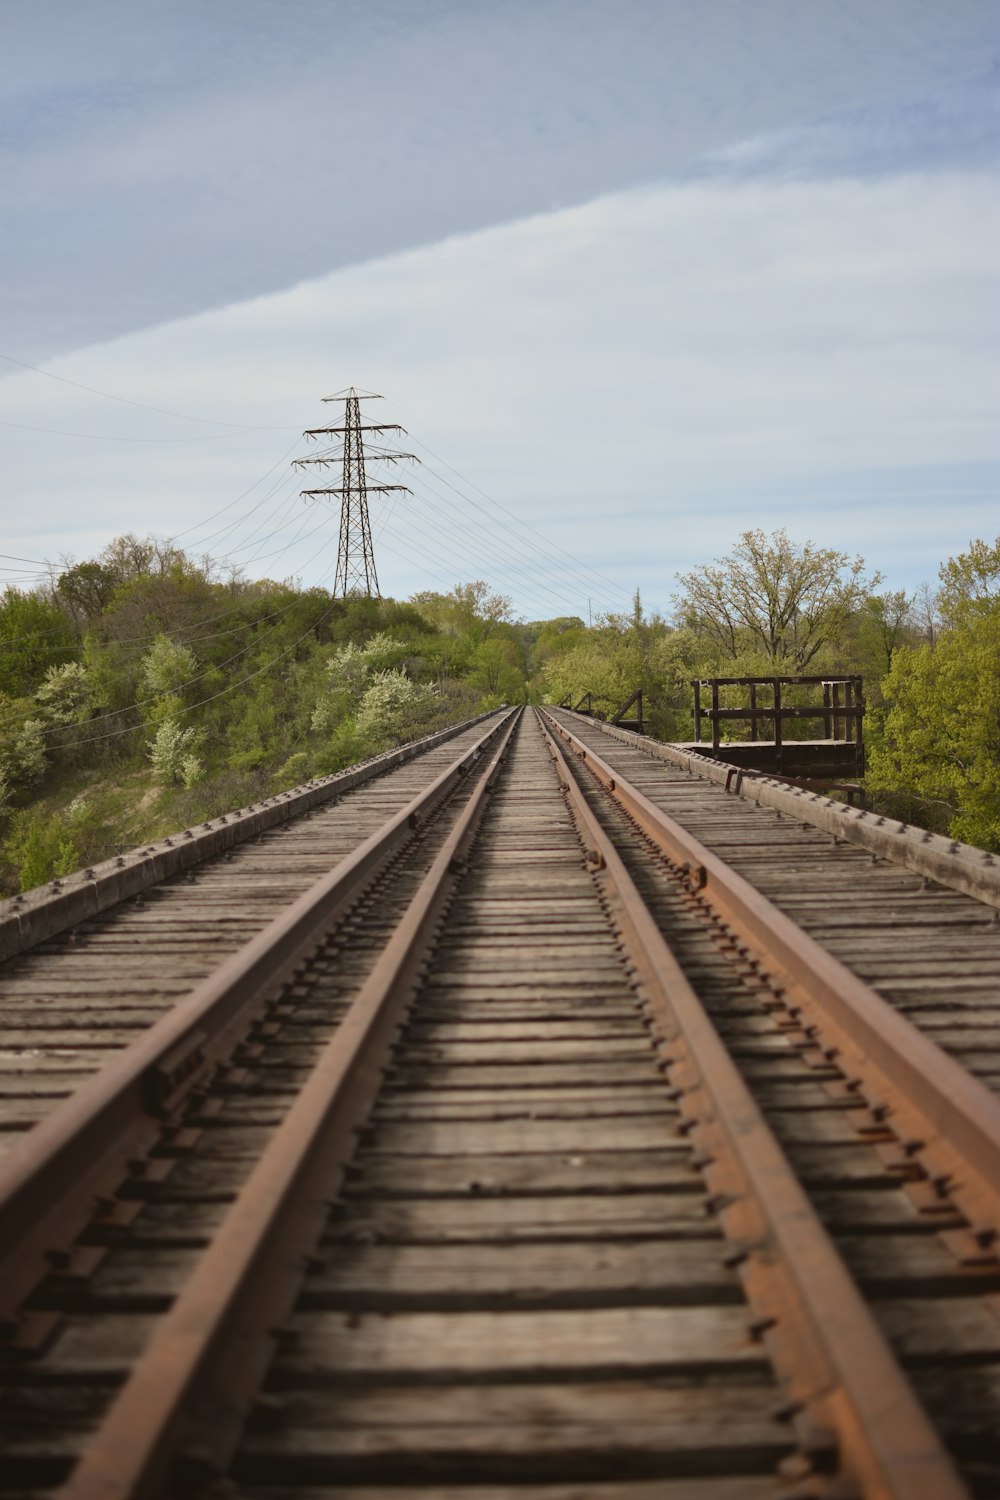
[
  {"xmin": 0, "ymin": 705, "xmax": 998, "ymax": 1498},
  {"xmin": 0, "ymin": 708, "xmax": 506, "ymax": 1152}
]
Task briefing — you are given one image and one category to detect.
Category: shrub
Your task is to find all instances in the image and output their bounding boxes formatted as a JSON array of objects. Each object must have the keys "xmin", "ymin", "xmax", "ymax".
[
  {"xmin": 148, "ymin": 717, "xmax": 202, "ymax": 785},
  {"xmin": 273, "ymin": 751, "xmax": 310, "ymax": 789},
  {"xmin": 35, "ymin": 662, "xmax": 92, "ymax": 726},
  {"xmin": 354, "ymin": 670, "xmax": 437, "ymax": 746}
]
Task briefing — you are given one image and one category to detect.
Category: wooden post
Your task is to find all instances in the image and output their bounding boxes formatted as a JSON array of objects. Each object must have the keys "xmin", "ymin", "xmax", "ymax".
[
  {"xmin": 693, "ymin": 681, "xmax": 702, "ymax": 743},
  {"xmin": 823, "ymin": 681, "xmax": 832, "ymax": 740},
  {"xmin": 773, "ymin": 678, "xmax": 783, "ymax": 774},
  {"xmin": 749, "ymin": 682, "xmax": 758, "ymax": 741},
  {"xmin": 711, "ymin": 680, "xmax": 721, "ymax": 753}
]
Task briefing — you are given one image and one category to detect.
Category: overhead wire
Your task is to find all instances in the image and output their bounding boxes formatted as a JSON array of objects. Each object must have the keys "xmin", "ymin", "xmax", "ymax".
[
  {"xmin": 374, "ymin": 499, "xmax": 589, "ymax": 620},
  {"xmin": 3, "ymin": 531, "xmax": 340, "ymax": 748},
  {"xmin": 2, "ymin": 396, "xmax": 624, "ymax": 746},
  {"xmin": 0, "ymin": 350, "xmax": 307, "ymax": 431},
  {"xmin": 12, "ymin": 591, "xmax": 347, "ymax": 757},
  {"xmin": 401, "ymin": 472, "xmax": 596, "ymax": 614},
  {"xmin": 380, "ymin": 396, "xmax": 633, "ymax": 603}
]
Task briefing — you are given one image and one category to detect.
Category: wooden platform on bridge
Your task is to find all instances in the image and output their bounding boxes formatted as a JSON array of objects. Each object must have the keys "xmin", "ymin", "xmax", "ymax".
[{"xmin": 677, "ymin": 738, "xmax": 862, "ymax": 780}]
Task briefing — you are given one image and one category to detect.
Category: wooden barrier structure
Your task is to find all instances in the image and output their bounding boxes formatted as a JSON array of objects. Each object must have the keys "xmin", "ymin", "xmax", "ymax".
[{"xmin": 689, "ymin": 674, "xmax": 864, "ymax": 782}]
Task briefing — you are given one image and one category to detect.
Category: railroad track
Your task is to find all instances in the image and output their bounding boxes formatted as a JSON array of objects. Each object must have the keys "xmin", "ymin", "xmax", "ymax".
[
  {"xmin": 0, "ymin": 708, "xmax": 506, "ymax": 1152},
  {"xmin": 547, "ymin": 707, "xmax": 1000, "ymax": 1095},
  {"xmin": 0, "ymin": 706, "xmax": 998, "ymax": 1498}
]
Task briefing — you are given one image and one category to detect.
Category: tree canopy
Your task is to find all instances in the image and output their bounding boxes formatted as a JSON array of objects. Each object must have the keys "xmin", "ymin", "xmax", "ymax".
[
  {"xmin": 2, "ymin": 526, "xmax": 999, "ymax": 896},
  {"xmin": 675, "ymin": 528, "xmax": 876, "ymax": 671}
]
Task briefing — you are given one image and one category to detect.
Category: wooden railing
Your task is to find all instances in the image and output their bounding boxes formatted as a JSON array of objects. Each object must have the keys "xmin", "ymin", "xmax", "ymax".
[{"xmin": 692, "ymin": 675, "xmax": 864, "ymax": 762}]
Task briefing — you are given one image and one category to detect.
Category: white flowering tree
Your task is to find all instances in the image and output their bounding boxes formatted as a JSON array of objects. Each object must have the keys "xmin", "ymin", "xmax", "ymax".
[
  {"xmin": 147, "ymin": 718, "xmax": 203, "ymax": 787},
  {"xmin": 354, "ymin": 670, "xmax": 437, "ymax": 747}
]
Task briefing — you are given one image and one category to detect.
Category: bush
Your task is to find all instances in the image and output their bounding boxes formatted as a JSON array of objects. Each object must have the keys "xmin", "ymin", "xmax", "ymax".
[
  {"xmin": 6, "ymin": 806, "xmax": 80, "ymax": 891},
  {"xmin": 0, "ymin": 713, "xmax": 47, "ymax": 791},
  {"xmin": 354, "ymin": 671, "xmax": 437, "ymax": 746},
  {"xmin": 35, "ymin": 662, "xmax": 92, "ymax": 726},
  {"xmin": 148, "ymin": 717, "xmax": 202, "ymax": 785},
  {"xmin": 273, "ymin": 751, "xmax": 311, "ymax": 789}
]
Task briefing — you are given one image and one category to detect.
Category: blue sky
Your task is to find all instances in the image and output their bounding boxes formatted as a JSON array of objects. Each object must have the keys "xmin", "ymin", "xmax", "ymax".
[{"xmin": 1, "ymin": 1, "xmax": 998, "ymax": 621}]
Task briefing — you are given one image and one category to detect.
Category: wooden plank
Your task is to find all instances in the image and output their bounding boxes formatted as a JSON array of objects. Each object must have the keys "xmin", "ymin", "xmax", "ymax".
[
  {"xmin": 391, "ymin": 1062, "xmax": 660, "ymax": 1089},
  {"xmin": 362, "ymin": 1118, "xmax": 680, "ymax": 1155},
  {"xmin": 235, "ymin": 1384, "xmax": 790, "ymax": 1484},
  {"xmin": 282, "ymin": 1307, "xmax": 764, "ymax": 1378},
  {"xmin": 306, "ymin": 1240, "xmax": 737, "ymax": 1307},
  {"xmin": 345, "ymin": 1150, "xmax": 696, "ymax": 1197},
  {"xmin": 404, "ymin": 1022, "xmax": 645, "ymax": 1042},
  {"xmin": 395, "ymin": 1040, "xmax": 655, "ymax": 1065},
  {"xmin": 875, "ymin": 1297, "xmax": 1000, "ymax": 1359},
  {"xmin": 373, "ymin": 1086, "xmax": 671, "ymax": 1122},
  {"xmin": 84, "ymin": 1239, "xmax": 737, "ymax": 1310},
  {"xmin": 328, "ymin": 1192, "xmax": 710, "ymax": 1244}
]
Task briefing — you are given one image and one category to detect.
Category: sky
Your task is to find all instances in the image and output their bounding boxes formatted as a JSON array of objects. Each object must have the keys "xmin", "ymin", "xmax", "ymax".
[{"xmin": 1, "ymin": 0, "xmax": 998, "ymax": 623}]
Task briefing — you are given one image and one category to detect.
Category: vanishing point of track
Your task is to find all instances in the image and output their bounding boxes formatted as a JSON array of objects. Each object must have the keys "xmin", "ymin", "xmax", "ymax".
[{"xmin": 1, "ymin": 705, "xmax": 999, "ymax": 1500}]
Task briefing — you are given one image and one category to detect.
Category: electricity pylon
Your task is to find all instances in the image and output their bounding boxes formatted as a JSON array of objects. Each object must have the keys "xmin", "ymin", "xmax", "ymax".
[{"xmin": 294, "ymin": 387, "xmax": 416, "ymax": 597}]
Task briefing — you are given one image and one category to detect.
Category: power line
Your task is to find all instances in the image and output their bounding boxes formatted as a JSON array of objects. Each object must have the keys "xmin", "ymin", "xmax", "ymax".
[
  {"xmin": 12, "ymin": 594, "xmax": 346, "ymax": 757},
  {"xmin": 0, "ymin": 417, "xmax": 277, "ymax": 443},
  {"xmin": 381, "ymin": 397, "xmax": 632, "ymax": 603},
  {"xmin": 0, "ymin": 350, "xmax": 304, "ymax": 431}
]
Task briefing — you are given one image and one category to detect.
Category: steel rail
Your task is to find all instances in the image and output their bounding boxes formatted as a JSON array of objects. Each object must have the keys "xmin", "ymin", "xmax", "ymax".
[
  {"xmin": 0, "ymin": 709, "xmax": 516, "ymax": 1335},
  {"xmin": 540, "ymin": 709, "xmax": 1000, "ymax": 1242},
  {"xmin": 57, "ymin": 708, "xmax": 522, "ymax": 1500},
  {"xmin": 0, "ymin": 706, "xmax": 504, "ymax": 962},
  {"xmin": 563, "ymin": 709, "xmax": 1000, "ymax": 911},
  {"xmin": 536, "ymin": 710, "xmax": 968, "ymax": 1500}
]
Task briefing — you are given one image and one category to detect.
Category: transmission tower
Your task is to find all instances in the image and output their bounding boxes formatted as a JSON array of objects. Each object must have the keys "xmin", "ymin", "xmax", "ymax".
[{"xmin": 294, "ymin": 388, "xmax": 416, "ymax": 597}]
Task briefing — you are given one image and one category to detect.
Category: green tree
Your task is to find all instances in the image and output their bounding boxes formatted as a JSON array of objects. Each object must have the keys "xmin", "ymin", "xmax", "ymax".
[
  {"xmin": 675, "ymin": 529, "xmax": 877, "ymax": 670},
  {"xmin": 0, "ymin": 588, "xmax": 77, "ymax": 696},
  {"xmin": 0, "ymin": 708, "xmax": 48, "ymax": 792},
  {"xmin": 35, "ymin": 662, "xmax": 92, "ymax": 727},
  {"xmin": 148, "ymin": 719, "xmax": 204, "ymax": 786},
  {"xmin": 354, "ymin": 670, "xmax": 437, "ymax": 746},
  {"xmin": 868, "ymin": 538, "xmax": 1000, "ymax": 848},
  {"xmin": 938, "ymin": 536, "xmax": 1000, "ymax": 624}
]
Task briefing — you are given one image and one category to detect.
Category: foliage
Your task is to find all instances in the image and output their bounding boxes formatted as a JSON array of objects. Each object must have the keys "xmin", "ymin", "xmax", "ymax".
[
  {"xmin": 413, "ymin": 581, "xmax": 513, "ymax": 646},
  {"xmin": 0, "ymin": 587, "xmax": 77, "ymax": 697},
  {"xmin": 34, "ymin": 662, "xmax": 92, "ymax": 726},
  {"xmin": 868, "ymin": 538, "xmax": 1000, "ymax": 847},
  {"xmin": 0, "ymin": 711, "xmax": 47, "ymax": 789},
  {"xmin": 4, "ymin": 524, "xmax": 1000, "ymax": 892},
  {"xmin": 938, "ymin": 537, "xmax": 1000, "ymax": 625},
  {"xmin": 353, "ymin": 669, "xmax": 438, "ymax": 746},
  {"xmin": 354, "ymin": 670, "xmax": 438, "ymax": 746},
  {"xmin": 273, "ymin": 751, "xmax": 311, "ymax": 789},
  {"xmin": 148, "ymin": 718, "xmax": 204, "ymax": 786},
  {"xmin": 140, "ymin": 635, "xmax": 200, "ymax": 703},
  {"xmin": 675, "ymin": 528, "xmax": 876, "ymax": 670}
]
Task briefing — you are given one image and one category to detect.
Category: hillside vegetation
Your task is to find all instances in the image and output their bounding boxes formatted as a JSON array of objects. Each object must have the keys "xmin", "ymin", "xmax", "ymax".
[{"xmin": 1, "ymin": 529, "xmax": 997, "ymax": 893}]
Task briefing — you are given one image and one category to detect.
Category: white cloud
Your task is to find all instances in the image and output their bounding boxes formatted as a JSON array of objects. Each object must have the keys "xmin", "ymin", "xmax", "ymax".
[
  {"xmin": 3, "ymin": 0, "xmax": 996, "ymax": 358},
  {"xmin": 2, "ymin": 167, "xmax": 998, "ymax": 618}
]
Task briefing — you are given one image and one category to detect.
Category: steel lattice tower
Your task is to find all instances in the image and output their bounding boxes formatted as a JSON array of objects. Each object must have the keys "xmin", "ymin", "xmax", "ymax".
[{"xmin": 295, "ymin": 388, "xmax": 415, "ymax": 597}]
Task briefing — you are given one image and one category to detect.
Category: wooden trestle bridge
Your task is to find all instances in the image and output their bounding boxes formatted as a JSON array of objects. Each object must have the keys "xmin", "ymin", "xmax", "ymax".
[{"xmin": 0, "ymin": 706, "xmax": 999, "ymax": 1499}]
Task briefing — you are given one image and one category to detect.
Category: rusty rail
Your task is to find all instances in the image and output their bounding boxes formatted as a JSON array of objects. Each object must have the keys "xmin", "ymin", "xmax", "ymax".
[
  {"xmin": 574, "ymin": 709, "xmax": 1000, "ymax": 910},
  {"xmin": 536, "ymin": 709, "xmax": 967, "ymax": 1500},
  {"xmin": 55, "ymin": 709, "xmax": 522, "ymax": 1500},
  {"xmin": 0, "ymin": 706, "xmax": 503, "ymax": 962},
  {"xmin": 539, "ymin": 709, "xmax": 1000, "ymax": 1246},
  {"xmin": 0, "ymin": 710, "xmax": 518, "ymax": 1337}
]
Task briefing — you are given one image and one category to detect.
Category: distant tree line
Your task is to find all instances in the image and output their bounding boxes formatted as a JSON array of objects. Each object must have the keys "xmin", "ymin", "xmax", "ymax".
[
  {"xmin": 539, "ymin": 529, "xmax": 1000, "ymax": 850},
  {"xmin": 1, "ymin": 526, "xmax": 997, "ymax": 891}
]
